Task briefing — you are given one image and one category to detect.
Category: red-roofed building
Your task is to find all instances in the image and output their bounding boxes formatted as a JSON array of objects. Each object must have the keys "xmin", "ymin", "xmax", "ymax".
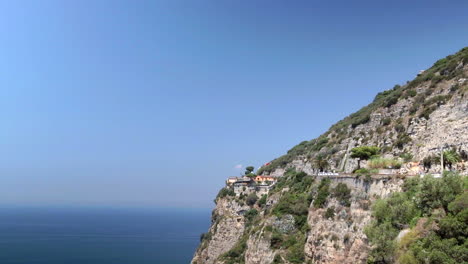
[{"xmin": 254, "ymin": 175, "xmax": 276, "ymax": 183}]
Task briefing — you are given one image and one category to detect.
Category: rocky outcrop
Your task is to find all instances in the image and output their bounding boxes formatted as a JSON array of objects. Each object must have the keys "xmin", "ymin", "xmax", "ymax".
[
  {"xmin": 192, "ymin": 48, "xmax": 468, "ymax": 264},
  {"xmin": 305, "ymin": 177, "xmax": 403, "ymax": 264},
  {"xmin": 244, "ymin": 227, "xmax": 276, "ymax": 264},
  {"xmin": 260, "ymin": 49, "xmax": 468, "ymax": 176},
  {"xmin": 192, "ymin": 176, "xmax": 405, "ymax": 264},
  {"xmin": 192, "ymin": 198, "xmax": 249, "ymax": 264}
]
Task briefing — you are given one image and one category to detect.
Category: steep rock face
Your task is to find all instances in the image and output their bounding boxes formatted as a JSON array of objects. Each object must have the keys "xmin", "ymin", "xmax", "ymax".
[
  {"xmin": 259, "ymin": 48, "xmax": 468, "ymax": 176},
  {"xmin": 192, "ymin": 48, "xmax": 468, "ymax": 264},
  {"xmin": 305, "ymin": 177, "xmax": 404, "ymax": 264},
  {"xmin": 244, "ymin": 227, "xmax": 276, "ymax": 264},
  {"xmin": 192, "ymin": 176, "xmax": 405, "ymax": 264},
  {"xmin": 192, "ymin": 198, "xmax": 249, "ymax": 264}
]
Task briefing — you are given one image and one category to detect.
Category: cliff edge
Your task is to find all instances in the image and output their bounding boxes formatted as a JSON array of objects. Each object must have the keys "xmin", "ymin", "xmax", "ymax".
[{"xmin": 192, "ymin": 47, "xmax": 468, "ymax": 264}]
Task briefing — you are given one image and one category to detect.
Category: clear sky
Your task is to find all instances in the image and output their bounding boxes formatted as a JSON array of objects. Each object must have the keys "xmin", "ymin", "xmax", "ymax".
[{"xmin": 0, "ymin": 0, "xmax": 467, "ymax": 208}]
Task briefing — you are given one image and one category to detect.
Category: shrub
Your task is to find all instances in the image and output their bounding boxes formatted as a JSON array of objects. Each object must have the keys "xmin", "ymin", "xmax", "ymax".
[
  {"xmin": 221, "ymin": 234, "xmax": 248, "ymax": 263},
  {"xmin": 285, "ymin": 235, "xmax": 306, "ymax": 264},
  {"xmin": 405, "ymin": 89, "xmax": 417, "ymax": 98},
  {"xmin": 257, "ymin": 194, "xmax": 267, "ymax": 207},
  {"xmin": 395, "ymin": 123, "xmax": 405, "ymax": 133},
  {"xmin": 324, "ymin": 206, "xmax": 335, "ymax": 219},
  {"xmin": 394, "ymin": 133, "xmax": 412, "ymax": 149},
  {"xmin": 419, "ymin": 105, "xmax": 437, "ymax": 119},
  {"xmin": 270, "ymin": 230, "xmax": 283, "ymax": 249},
  {"xmin": 354, "ymin": 168, "xmax": 371, "ymax": 174},
  {"xmin": 244, "ymin": 209, "xmax": 258, "ymax": 223},
  {"xmin": 216, "ymin": 187, "xmax": 235, "ymax": 201},
  {"xmin": 416, "ymin": 172, "xmax": 463, "ymax": 214},
  {"xmin": 384, "ymin": 96, "xmax": 399, "ymax": 107},
  {"xmin": 350, "ymin": 146, "xmax": 380, "ymax": 168},
  {"xmin": 365, "ymin": 222, "xmax": 399, "ymax": 263},
  {"xmin": 368, "ymin": 157, "xmax": 402, "ymax": 169},
  {"xmin": 351, "ymin": 114, "xmax": 371, "ymax": 128},
  {"xmin": 246, "ymin": 193, "xmax": 258, "ymax": 206},
  {"xmin": 272, "ymin": 254, "xmax": 284, "ymax": 264},
  {"xmin": 313, "ymin": 178, "xmax": 331, "ymax": 208},
  {"xmin": 200, "ymin": 232, "xmax": 212, "ymax": 242},
  {"xmin": 332, "ymin": 183, "xmax": 351, "ymax": 206},
  {"xmin": 381, "ymin": 118, "xmax": 391, "ymax": 126},
  {"xmin": 400, "ymin": 152, "xmax": 414, "ymax": 162},
  {"xmin": 365, "ymin": 171, "xmax": 467, "ymax": 264}
]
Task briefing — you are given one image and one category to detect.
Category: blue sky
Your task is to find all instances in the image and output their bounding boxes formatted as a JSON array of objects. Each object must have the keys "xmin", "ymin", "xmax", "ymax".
[{"xmin": 0, "ymin": 0, "xmax": 467, "ymax": 208}]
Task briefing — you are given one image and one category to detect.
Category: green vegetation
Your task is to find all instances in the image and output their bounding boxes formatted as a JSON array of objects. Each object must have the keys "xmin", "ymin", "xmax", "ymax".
[
  {"xmin": 246, "ymin": 193, "xmax": 258, "ymax": 206},
  {"xmin": 284, "ymin": 233, "xmax": 306, "ymax": 263},
  {"xmin": 313, "ymin": 154, "xmax": 329, "ymax": 172},
  {"xmin": 324, "ymin": 206, "xmax": 335, "ymax": 219},
  {"xmin": 365, "ymin": 172, "xmax": 467, "ymax": 264},
  {"xmin": 350, "ymin": 146, "xmax": 380, "ymax": 168},
  {"xmin": 332, "ymin": 183, "xmax": 351, "ymax": 206},
  {"xmin": 257, "ymin": 194, "xmax": 267, "ymax": 207},
  {"xmin": 244, "ymin": 209, "xmax": 258, "ymax": 222},
  {"xmin": 381, "ymin": 118, "xmax": 391, "ymax": 126},
  {"xmin": 221, "ymin": 234, "xmax": 248, "ymax": 264},
  {"xmin": 267, "ymin": 170, "xmax": 314, "ymax": 263},
  {"xmin": 417, "ymin": 94, "xmax": 453, "ymax": 119},
  {"xmin": 272, "ymin": 254, "xmax": 284, "ymax": 263},
  {"xmin": 313, "ymin": 178, "xmax": 331, "ymax": 208},
  {"xmin": 245, "ymin": 165, "xmax": 256, "ymax": 177},
  {"xmin": 354, "ymin": 167, "xmax": 378, "ymax": 183},
  {"xmin": 407, "ymin": 47, "xmax": 468, "ymax": 90},
  {"xmin": 400, "ymin": 152, "xmax": 414, "ymax": 163},
  {"xmin": 395, "ymin": 123, "xmax": 405, "ymax": 133},
  {"xmin": 442, "ymin": 149, "xmax": 461, "ymax": 170},
  {"xmin": 422, "ymin": 149, "xmax": 464, "ymax": 171},
  {"xmin": 394, "ymin": 133, "xmax": 412, "ymax": 149},
  {"xmin": 212, "ymin": 48, "xmax": 468, "ymax": 264},
  {"xmin": 405, "ymin": 89, "xmax": 417, "ymax": 98},
  {"xmin": 258, "ymin": 48, "xmax": 468, "ymax": 175},
  {"xmin": 368, "ymin": 157, "xmax": 402, "ymax": 169},
  {"xmin": 199, "ymin": 231, "xmax": 212, "ymax": 242},
  {"xmin": 215, "ymin": 187, "xmax": 235, "ymax": 202}
]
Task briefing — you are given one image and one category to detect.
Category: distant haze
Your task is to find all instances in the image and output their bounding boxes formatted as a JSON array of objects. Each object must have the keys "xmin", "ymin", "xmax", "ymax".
[{"xmin": 1, "ymin": 1, "xmax": 468, "ymax": 208}]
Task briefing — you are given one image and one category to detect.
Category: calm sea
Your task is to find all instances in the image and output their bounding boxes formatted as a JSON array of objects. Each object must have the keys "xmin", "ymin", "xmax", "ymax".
[{"xmin": 0, "ymin": 207, "xmax": 210, "ymax": 264}]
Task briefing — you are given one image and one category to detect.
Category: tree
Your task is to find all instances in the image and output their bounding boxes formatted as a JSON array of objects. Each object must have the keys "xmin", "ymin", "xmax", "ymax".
[
  {"xmin": 245, "ymin": 166, "xmax": 255, "ymax": 176},
  {"xmin": 350, "ymin": 146, "xmax": 380, "ymax": 169},
  {"xmin": 313, "ymin": 155, "xmax": 329, "ymax": 172},
  {"xmin": 246, "ymin": 193, "xmax": 258, "ymax": 206},
  {"xmin": 443, "ymin": 150, "xmax": 461, "ymax": 170},
  {"xmin": 422, "ymin": 156, "xmax": 434, "ymax": 171}
]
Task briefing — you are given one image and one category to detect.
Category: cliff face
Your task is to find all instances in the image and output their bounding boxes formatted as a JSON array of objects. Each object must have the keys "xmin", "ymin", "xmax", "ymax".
[
  {"xmin": 303, "ymin": 176, "xmax": 403, "ymax": 263},
  {"xmin": 260, "ymin": 47, "xmax": 468, "ymax": 177},
  {"xmin": 192, "ymin": 48, "xmax": 468, "ymax": 264},
  {"xmin": 192, "ymin": 198, "xmax": 249, "ymax": 264},
  {"xmin": 193, "ymin": 176, "xmax": 405, "ymax": 264}
]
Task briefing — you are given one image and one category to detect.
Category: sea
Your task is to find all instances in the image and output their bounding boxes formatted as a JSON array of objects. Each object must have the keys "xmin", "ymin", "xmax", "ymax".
[{"xmin": 0, "ymin": 207, "xmax": 211, "ymax": 264}]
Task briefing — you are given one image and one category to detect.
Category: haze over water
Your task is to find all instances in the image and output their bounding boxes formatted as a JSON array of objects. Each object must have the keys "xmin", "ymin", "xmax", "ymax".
[{"xmin": 0, "ymin": 207, "xmax": 209, "ymax": 264}]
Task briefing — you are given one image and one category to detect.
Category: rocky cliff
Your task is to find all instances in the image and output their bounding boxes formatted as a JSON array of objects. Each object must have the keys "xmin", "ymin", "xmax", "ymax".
[{"xmin": 192, "ymin": 47, "xmax": 468, "ymax": 264}]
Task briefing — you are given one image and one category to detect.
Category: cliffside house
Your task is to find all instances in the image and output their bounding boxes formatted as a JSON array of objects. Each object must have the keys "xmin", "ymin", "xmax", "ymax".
[
  {"xmin": 254, "ymin": 175, "xmax": 276, "ymax": 184},
  {"xmin": 226, "ymin": 177, "xmax": 238, "ymax": 185},
  {"xmin": 233, "ymin": 176, "xmax": 254, "ymax": 186},
  {"xmin": 227, "ymin": 175, "xmax": 277, "ymax": 196},
  {"xmin": 233, "ymin": 177, "xmax": 256, "ymax": 195}
]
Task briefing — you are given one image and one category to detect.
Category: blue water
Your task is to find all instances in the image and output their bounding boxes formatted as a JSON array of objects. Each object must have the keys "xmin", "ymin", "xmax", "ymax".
[{"xmin": 0, "ymin": 207, "xmax": 210, "ymax": 264}]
